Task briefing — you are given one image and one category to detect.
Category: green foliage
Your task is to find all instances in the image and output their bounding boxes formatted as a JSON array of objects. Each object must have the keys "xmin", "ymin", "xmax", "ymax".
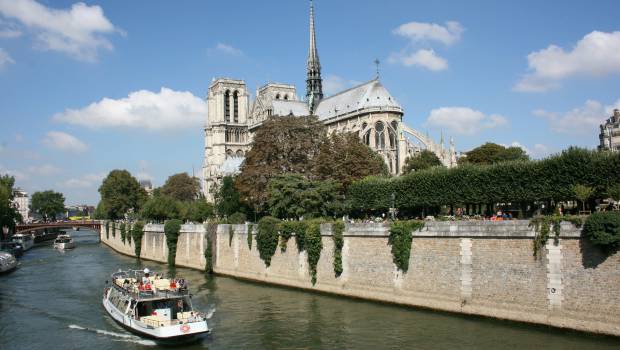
[
  {"xmin": 181, "ymin": 200, "xmax": 214, "ymax": 222},
  {"xmin": 404, "ymin": 150, "xmax": 443, "ymax": 173},
  {"xmin": 111, "ymin": 221, "xmax": 116, "ymax": 237},
  {"xmin": 31, "ymin": 190, "xmax": 65, "ymax": 221},
  {"xmin": 267, "ymin": 174, "xmax": 345, "ymax": 219},
  {"xmin": 140, "ymin": 195, "xmax": 181, "ymax": 221},
  {"xmin": 349, "ymin": 148, "xmax": 620, "ymax": 214},
  {"xmin": 332, "ymin": 221, "xmax": 345, "ymax": 277},
  {"xmin": 573, "ymin": 184, "xmax": 594, "ymax": 212},
  {"xmin": 164, "ymin": 219, "xmax": 183, "ymax": 266},
  {"xmin": 459, "ymin": 142, "xmax": 529, "ymax": 165},
  {"xmin": 236, "ymin": 116, "xmax": 326, "ymax": 209},
  {"xmin": 305, "ymin": 220, "xmax": 323, "ymax": 285},
  {"xmin": 105, "ymin": 221, "xmax": 110, "ymax": 239},
  {"xmin": 606, "ymin": 183, "xmax": 620, "ymax": 201},
  {"xmin": 216, "ymin": 176, "xmax": 245, "ymax": 217},
  {"xmin": 312, "ymin": 132, "xmax": 388, "ymax": 189},
  {"xmin": 205, "ymin": 234, "xmax": 213, "ymax": 274},
  {"xmin": 120, "ymin": 222, "xmax": 127, "ymax": 244},
  {"xmin": 583, "ymin": 212, "xmax": 620, "ymax": 251},
  {"xmin": 160, "ymin": 173, "xmax": 201, "ymax": 202},
  {"xmin": 529, "ymin": 215, "xmax": 585, "ymax": 258},
  {"xmin": 278, "ymin": 221, "xmax": 306, "ymax": 252},
  {"xmin": 388, "ymin": 220, "xmax": 424, "ymax": 272},
  {"xmin": 131, "ymin": 221, "xmax": 145, "ymax": 257},
  {"xmin": 256, "ymin": 216, "xmax": 281, "ymax": 267},
  {"xmin": 294, "ymin": 221, "xmax": 309, "ymax": 252},
  {"xmin": 0, "ymin": 174, "xmax": 21, "ymax": 233},
  {"xmin": 98, "ymin": 170, "xmax": 146, "ymax": 220},
  {"xmin": 227, "ymin": 212, "xmax": 247, "ymax": 224},
  {"xmin": 247, "ymin": 224, "xmax": 254, "ymax": 250},
  {"xmin": 94, "ymin": 201, "xmax": 106, "ymax": 220},
  {"xmin": 228, "ymin": 225, "xmax": 234, "ymax": 247}
]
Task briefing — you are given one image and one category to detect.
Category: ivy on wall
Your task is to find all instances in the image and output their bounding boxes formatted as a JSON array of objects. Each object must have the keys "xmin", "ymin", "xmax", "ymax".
[
  {"xmin": 256, "ymin": 216, "xmax": 281, "ymax": 267},
  {"xmin": 120, "ymin": 222, "xmax": 127, "ymax": 245},
  {"xmin": 305, "ymin": 221, "xmax": 323, "ymax": 285},
  {"xmin": 111, "ymin": 221, "xmax": 116, "ymax": 238},
  {"xmin": 332, "ymin": 221, "xmax": 345, "ymax": 277},
  {"xmin": 105, "ymin": 221, "xmax": 110, "ymax": 239},
  {"xmin": 229, "ymin": 225, "xmax": 234, "ymax": 247},
  {"xmin": 388, "ymin": 220, "xmax": 424, "ymax": 272},
  {"xmin": 529, "ymin": 215, "xmax": 584, "ymax": 258},
  {"xmin": 247, "ymin": 224, "xmax": 254, "ymax": 250},
  {"xmin": 205, "ymin": 234, "xmax": 213, "ymax": 274},
  {"xmin": 278, "ymin": 221, "xmax": 306, "ymax": 253},
  {"xmin": 164, "ymin": 219, "xmax": 182, "ymax": 266},
  {"xmin": 131, "ymin": 221, "xmax": 145, "ymax": 257}
]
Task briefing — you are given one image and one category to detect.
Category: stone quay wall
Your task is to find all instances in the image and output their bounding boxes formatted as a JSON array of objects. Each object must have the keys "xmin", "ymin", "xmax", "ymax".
[{"xmin": 100, "ymin": 220, "xmax": 620, "ymax": 336}]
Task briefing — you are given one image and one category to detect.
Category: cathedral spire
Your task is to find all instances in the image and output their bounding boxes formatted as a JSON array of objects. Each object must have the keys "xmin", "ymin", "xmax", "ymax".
[{"xmin": 306, "ymin": 0, "xmax": 323, "ymax": 112}]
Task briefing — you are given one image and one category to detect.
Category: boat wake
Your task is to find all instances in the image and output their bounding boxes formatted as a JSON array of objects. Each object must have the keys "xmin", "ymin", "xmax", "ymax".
[
  {"xmin": 68, "ymin": 324, "xmax": 157, "ymax": 346},
  {"xmin": 205, "ymin": 307, "xmax": 216, "ymax": 319}
]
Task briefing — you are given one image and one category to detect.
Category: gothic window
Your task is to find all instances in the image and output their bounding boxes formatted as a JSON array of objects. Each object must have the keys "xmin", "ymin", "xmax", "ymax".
[
  {"xmin": 233, "ymin": 91, "xmax": 239, "ymax": 123},
  {"xmin": 236, "ymin": 150, "xmax": 244, "ymax": 157},
  {"xmin": 389, "ymin": 129, "xmax": 396, "ymax": 148},
  {"xmin": 226, "ymin": 149, "xmax": 233, "ymax": 159},
  {"xmin": 375, "ymin": 121, "xmax": 385, "ymax": 149},
  {"xmin": 284, "ymin": 95, "xmax": 289, "ymax": 100},
  {"xmin": 363, "ymin": 130, "xmax": 371, "ymax": 145},
  {"xmin": 275, "ymin": 94, "xmax": 280, "ymax": 100},
  {"xmin": 388, "ymin": 155, "xmax": 393, "ymax": 173},
  {"xmin": 391, "ymin": 121, "xmax": 398, "ymax": 131},
  {"xmin": 362, "ymin": 122, "xmax": 367, "ymax": 131},
  {"xmin": 225, "ymin": 130, "xmax": 229, "ymax": 143},
  {"xmin": 224, "ymin": 90, "xmax": 230, "ymax": 122}
]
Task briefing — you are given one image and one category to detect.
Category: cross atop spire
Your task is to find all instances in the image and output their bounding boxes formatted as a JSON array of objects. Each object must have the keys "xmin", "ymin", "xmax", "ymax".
[{"xmin": 306, "ymin": 0, "xmax": 323, "ymax": 112}]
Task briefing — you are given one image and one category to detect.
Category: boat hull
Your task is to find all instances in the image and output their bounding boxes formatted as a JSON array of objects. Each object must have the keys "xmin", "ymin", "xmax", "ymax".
[
  {"xmin": 54, "ymin": 242, "xmax": 75, "ymax": 250},
  {"xmin": 102, "ymin": 297, "xmax": 209, "ymax": 343}
]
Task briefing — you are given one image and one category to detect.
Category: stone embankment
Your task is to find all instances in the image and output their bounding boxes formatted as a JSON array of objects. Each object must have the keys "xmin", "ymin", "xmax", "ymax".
[{"xmin": 101, "ymin": 220, "xmax": 620, "ymax": 336}]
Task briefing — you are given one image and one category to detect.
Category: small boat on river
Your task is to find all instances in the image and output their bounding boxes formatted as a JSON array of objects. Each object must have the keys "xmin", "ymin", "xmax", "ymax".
[
  {"xmin": 102, "ymin": 268, "xmax": 209, "ymax": 342},
  {"xmin": 0, "ymin": 252, "xmax": 17, "ymax": 273},
  {"xmin": 11, "ymin": 233, "xmax": 34, "ymax": 251},
  {"xmin": 53, "ymin": 234, "xmax": 75, "ymax": 250}
]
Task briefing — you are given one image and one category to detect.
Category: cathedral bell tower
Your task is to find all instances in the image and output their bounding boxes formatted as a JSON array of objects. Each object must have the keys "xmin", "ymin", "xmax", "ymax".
[{"xmin": 306, "ymin": 0, "xmax": 323, "ymax": 113}]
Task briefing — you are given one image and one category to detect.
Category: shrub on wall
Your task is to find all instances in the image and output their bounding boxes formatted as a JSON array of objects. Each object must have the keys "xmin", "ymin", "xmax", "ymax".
[
  {"xmin": 278, "ymin": 221, "xmax": 306, "ymax": 253},
  {"xmin": 247, "ymin": 224, "xmax": 254, "ymax": 250},
  {"xmin": 111, "ymin": 221, "xmax": 116, "ymax": 237},
  {"xmin": 256, "ymin": 216, "xmax": 281, "ymax": 267},
  {"xmin": 205, "ymin": 234, "xmax": 213, "ymax": 274},
  {"xmin": 529, "ymin": 215, "xmax": 585, "ymax": 258},
  {"xmin": 131, "ymin": 221, "xmax": 145, "ymax": 257},
  {"xmin": 164, "ymin": 219, "xmax": 183, "ymax": 266},
  {"xmin": 294, "ymin": 221, "xmax": 309, "ymax": 252},
  {"xmin": 305, "ymin": 220, "xmax": 323, "ymax": 285},
  {"xmin": 332, "ymin": 221, "xmax": 345, "ymax": 277},
  {"xmin": 228, "ymin": 225, "xmax": 234, "ymax": 247},
  {"xmin": 388, "ymin": 220, "xmax": 424, "ymax": 272},
  {"xmin": 583, "ymin": 212, "xmax": 620, "ymax": 251},
  {"xmin": 228, "ymin": 212, "xmax": 247, "ymax": 224},
  {"xmin": 105, "ymin": 221, "xmax": 110, "ymax": 239},
  {"xmin": 120, "ymin": 222, "xmax": 127, "ymax": 244}
]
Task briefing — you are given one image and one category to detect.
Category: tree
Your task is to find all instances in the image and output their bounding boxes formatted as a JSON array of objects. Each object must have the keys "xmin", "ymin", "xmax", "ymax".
[
  {"xmin": 98, "ymin": 170, "xmax": 146, "ymax": 219},
  {"xmin": 140, "ymin": 196, "xmax": 181, "ymax": 222},
  {"xmin": 160, "ymin": 173, "xmax": 200, "ymax": 202},
  {"xmin": 215, "ymin": 176, "xmax": 245, "ymax": 217},
  {"xmin": 312, "ymin": 132, "xmax": 387, "ymax": 188},
  {"xmin": 459, "ymin": 142, "xmax": 529, "ymax": 165},
  {"xmin": 181, "ymin": 200, "xmax": 214, "ymax": 222},
  {"xmin": 267, "ymin": 174, "xmax": 345, "ymax": 219},
  {"xmin": 31, "ymin": 190, "xmax": 65, "ymax": 221},
  {"xmin": 236, "ymin": 115, "xmax": 326, "ymax": 208},
  {"xmin": 403, "ymin": 150, "xmax": 443, "ymax": 173},
  {"xmin": 0, "ymin": 174, "xmax": 21, "ymax": 236},
  {"xmin": 573, "ymin": 184, "xmax": 594, "ymax": 212}
]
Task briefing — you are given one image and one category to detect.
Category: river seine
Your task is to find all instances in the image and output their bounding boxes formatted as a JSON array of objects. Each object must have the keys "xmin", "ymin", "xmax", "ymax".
[{"xmin": 0, "ymin": 229, "xmax": 619, "ymax": 349}]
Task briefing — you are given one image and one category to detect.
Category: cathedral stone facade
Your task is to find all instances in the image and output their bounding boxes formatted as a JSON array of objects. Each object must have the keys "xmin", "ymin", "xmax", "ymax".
[{"xmin": 202, "ymin": 1, "xmax": 457, "ymax": 201}]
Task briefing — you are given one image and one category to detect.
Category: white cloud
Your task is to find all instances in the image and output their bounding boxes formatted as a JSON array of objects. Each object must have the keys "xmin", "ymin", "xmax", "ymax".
[
  {"xmin": 210, "ymin": 42, "xmax": 243, "ymax": 56},
  {"xmin": 0, "ymin": 28, "xmax": 20, "ymax": 38},
  {"xmin": 425, "ymin": 107, "xmax": 508, "ymax": 135},
  {"xmin": 0, "ymin": 164, "xmax": 28, "ymax": 181},
  {"xmin": 0, "ymin": 0, "xmax": 120, "ymax": 61},
  {"xmin": 503, "ymin": 142, "xmax": 553, "ymax": 159},
  {"xmin": 59, "ymin": 173, "xmax": 105, "ymax": 189},
  {"xmin": 515, "ymin": 31, "xmax": 620, "ymax": 92},
  {"xmin": 26, "ymin": 163, "xmax": 60, "ymax": 176},
  {"xmin": 393, "ymin": 21, "xmax": 463, "ymax": 45},
  {"xmin": 42, "ymin": 131, "xmax": 87, "ymax": 153},
  {"xmin": 534, "ymin": 98, "xmax": 620, "ymax": 135},
  {"xmin": 388, "ymin": 49, "xmax": 448, "ymax": 71},
  {"xmin": 0, "ymin": 48, "xmax": 14, "ymax": 68},
  {"xmin": 322, "ymin": 74, "xmax": 362, "ymax": 95},
  {"xmin": 54, "ymin": 87, "xmax": 208, "ymax": 131}
]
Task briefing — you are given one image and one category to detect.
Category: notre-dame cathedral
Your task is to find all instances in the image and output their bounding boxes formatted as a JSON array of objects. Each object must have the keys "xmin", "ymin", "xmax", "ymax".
[{"xmin": 202, "ymin": 1, "xmax": 457, "ymax": 201}]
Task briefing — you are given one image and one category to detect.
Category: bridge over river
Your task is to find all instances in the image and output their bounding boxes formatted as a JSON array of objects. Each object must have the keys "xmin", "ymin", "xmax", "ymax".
[{"xmin": 15, "ymin": 221, "xmax": 102, "ymax": 235}]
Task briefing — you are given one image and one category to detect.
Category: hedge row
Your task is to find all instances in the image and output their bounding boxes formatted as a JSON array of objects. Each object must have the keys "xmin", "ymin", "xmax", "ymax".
[{"xmin": 348, "ymin": 148, "xmax": 620, "ymax": 212}]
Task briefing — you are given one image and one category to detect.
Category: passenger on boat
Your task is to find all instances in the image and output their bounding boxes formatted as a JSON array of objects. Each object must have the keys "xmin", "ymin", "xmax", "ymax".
[{"xmin": 142, "ymin": 268, "xmax": 151, "ymax": 284}]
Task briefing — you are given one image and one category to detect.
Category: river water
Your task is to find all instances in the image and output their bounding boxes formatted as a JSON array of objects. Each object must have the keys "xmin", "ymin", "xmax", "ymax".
[{"xmin": 0, "ymin": 229, "xmax": 619, "ymax": 350}]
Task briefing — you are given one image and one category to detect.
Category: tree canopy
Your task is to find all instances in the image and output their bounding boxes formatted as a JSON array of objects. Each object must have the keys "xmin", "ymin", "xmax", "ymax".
[
  {"xmin": 216, "ymin": 176, "xmax": 245, "ymax": 217},
  {"xmin": 312, "ymin": 132, "xmax": 387, "ymax": 189},
  {"xmin": 160, "ymin": 173, "xmax": 201, "ymax": 202},
  {"xmin": 0, "ymin": 174, "xmax": 21, "ymax": 234},
  {"xmin": 31, "ymin": 190, "xmax": 65, "ymax": 221},
  {"xmin": 98, "ymin": 170, "xmax": 146, "ymax": 219},
  {"xmin": 267, "ymin": 174, "xmax": 344, "ymax": 219},
  {"xmin": 459, "ymin": 142, "xmax": 529, "ymax": 165},
  {"xmin": 236, "ymin": 115, "xmax": 326, "ymax": 208},
  {"xmin": 403, "ymin": 150, "xmax": 443, "ymax": 173},
  {"xmin": 140, "ymin": 195, "xmax": 181, "ymax": 221}
]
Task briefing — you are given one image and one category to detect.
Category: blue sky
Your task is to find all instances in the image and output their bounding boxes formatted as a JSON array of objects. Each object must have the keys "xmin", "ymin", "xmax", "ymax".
[{"xmin": 1, "ymin": 0, "xmax": 619, "ymax": 205}]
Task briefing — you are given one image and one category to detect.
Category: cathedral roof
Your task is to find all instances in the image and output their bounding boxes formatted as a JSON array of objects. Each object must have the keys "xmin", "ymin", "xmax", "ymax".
[
  {"xmin": 272, "ymin": 100, "xmax": 310, "ymax": 116},
  {"xmin": 314, "ymin": 79, "xmax": 403, "ymax": 121}
]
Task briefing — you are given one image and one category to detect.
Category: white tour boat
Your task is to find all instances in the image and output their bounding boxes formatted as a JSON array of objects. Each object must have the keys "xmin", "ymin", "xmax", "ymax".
[
  {"xmin": 12, "ymin": 233, "xmax": 34, "ymax": 251},
  {"xmin": 102, "ymin": 268, "xmax": 209, "ymax": 342},
  {"xmin": 53, "ymin": 234, "xmax": 75, "ymax": 250},
  {"xmin": 0, "ymin": 252, "xmax": 17, "ymax": 273}
]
